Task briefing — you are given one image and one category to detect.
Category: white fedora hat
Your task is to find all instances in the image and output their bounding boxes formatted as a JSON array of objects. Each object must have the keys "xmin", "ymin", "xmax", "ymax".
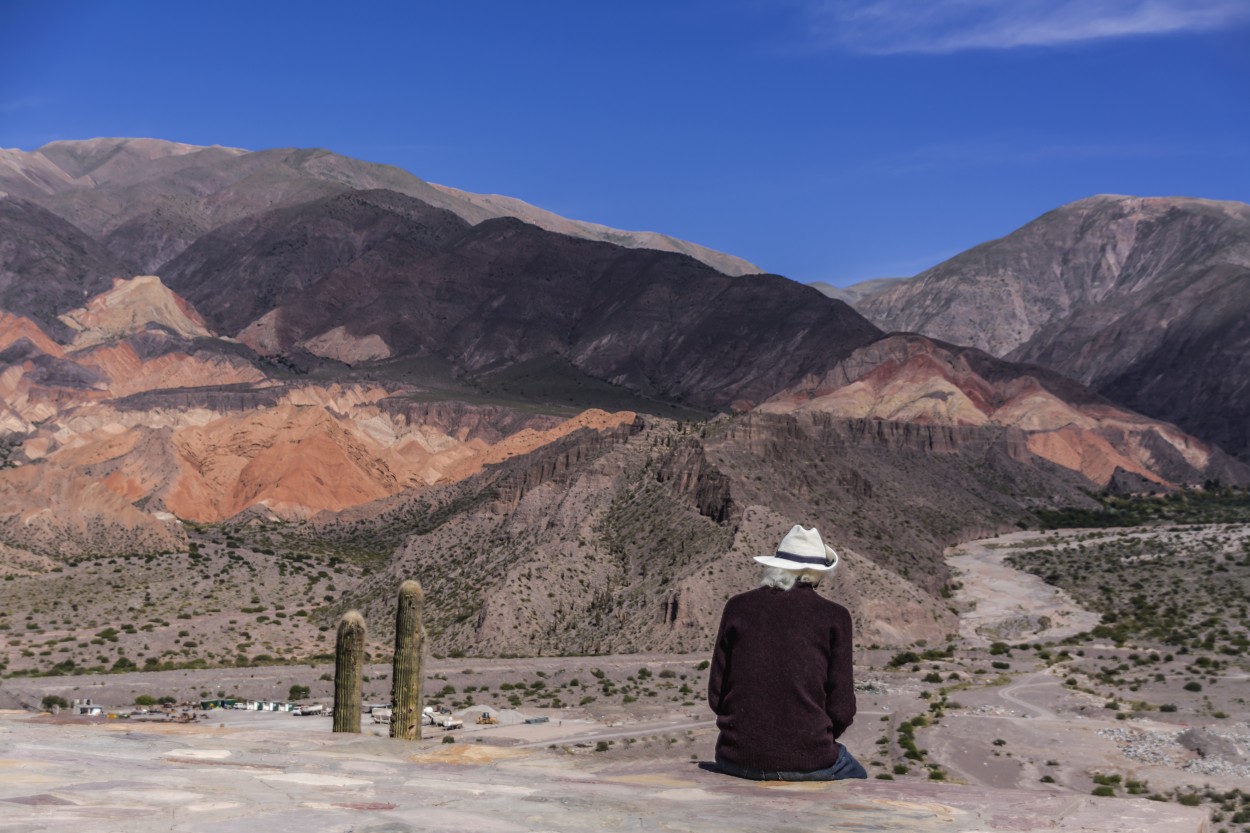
[{"xmin": 753, "ymin": 525, "xmax": 839, "ymax": 572}]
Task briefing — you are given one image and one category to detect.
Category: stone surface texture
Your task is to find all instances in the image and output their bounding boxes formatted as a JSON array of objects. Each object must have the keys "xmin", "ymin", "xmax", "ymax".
[{"xmin": 0, "ymin": 710, "xmax": 1206, "ymax": 832}]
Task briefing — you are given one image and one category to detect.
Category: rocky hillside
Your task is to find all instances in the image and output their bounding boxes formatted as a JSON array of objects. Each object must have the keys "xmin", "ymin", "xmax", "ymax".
[
  {"xmin": 857, "ymin": 196, "xmax": 1250, "ymax": 460},
  {"xmin": 318, "ymin": 410, "xmax": 1097, "ymax": 655},
  {"xmin": 157, "ymin": 188, "xmax": 881, "ymax": 410},
  {"xmin": 0, "ymin": 277, "xmax": 643, "ymax": 556},
  {"xmin": 0, "ymin": 138, "xmax": 760, "ymax": 277},
  {"xmin": 759, "ymin": 334, "xmax": 1245, "ymax": 489},
  {"xmin": 2, "ymin": 142, "xmax": 1247, "ymax": 660}
]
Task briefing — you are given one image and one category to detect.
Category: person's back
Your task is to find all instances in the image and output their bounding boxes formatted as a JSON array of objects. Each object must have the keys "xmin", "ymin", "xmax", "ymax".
[{"xmin": 706, "ymin": 524, "xmax": 866, "ymax": 781}]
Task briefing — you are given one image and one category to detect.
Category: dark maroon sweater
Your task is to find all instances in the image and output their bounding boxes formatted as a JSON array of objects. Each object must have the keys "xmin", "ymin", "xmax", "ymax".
[{"xmin": 707, "ymin": 584, "xmax": 856, "ymax": 772}]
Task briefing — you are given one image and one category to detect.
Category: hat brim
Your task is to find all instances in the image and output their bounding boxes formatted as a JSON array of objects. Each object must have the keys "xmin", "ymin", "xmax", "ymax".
[{"xmin": 753, "ymin": 546, "xmax": 839, "ymax": 572}]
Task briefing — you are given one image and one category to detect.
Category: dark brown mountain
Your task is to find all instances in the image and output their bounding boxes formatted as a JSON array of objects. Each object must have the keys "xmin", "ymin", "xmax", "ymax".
[
  {"xmin": 159, "ymin": 188, "xmax": 882, "ymax": 410},
  {"xmin": 0, "ymin": 198, "xmax": 123, "ymax": 333},
  {"xmin": 857, "ymin": 196, "xmax": 1250, "ymax": 460}
]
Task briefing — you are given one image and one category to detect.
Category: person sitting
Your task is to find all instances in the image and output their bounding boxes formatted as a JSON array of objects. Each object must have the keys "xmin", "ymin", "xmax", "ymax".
[{"xmin": 707, "ymin": 524, "xmax": 867, "ymax": 781}]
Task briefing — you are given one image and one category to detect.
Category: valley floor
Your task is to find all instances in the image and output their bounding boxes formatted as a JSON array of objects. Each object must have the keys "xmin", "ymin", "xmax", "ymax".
[{"xmin": 1, "ymin": 525, "xmax": 1248, "ymax": 830}]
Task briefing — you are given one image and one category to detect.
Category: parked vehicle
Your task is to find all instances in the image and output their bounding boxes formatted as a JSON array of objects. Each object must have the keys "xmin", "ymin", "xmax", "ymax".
[{"xmin": 422, "ymin": 706, "xmax": 463, "ymax": 730}]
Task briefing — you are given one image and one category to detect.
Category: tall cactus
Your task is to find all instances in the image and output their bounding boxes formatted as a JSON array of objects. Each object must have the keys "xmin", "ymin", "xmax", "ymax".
[
  {"xmin": 333, "ymin": 610, "xmax": 366, "ymax": 733},
  {"xmin": 390, "ymin": 579, "xmax": 426, "ymax": 740}
]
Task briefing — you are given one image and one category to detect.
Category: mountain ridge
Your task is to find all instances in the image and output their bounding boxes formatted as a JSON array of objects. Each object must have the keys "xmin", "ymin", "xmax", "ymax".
[
  {"xmin": 0, "ymin": 137, "xmax": 761, "ymax": 277},
  {"xmin": 2, "ymin": 141, "xmax": 1247, "ymax": 659},
  {"xmin": 855, "ymin": 194, "xmax": 1250, "ymax": 460}
]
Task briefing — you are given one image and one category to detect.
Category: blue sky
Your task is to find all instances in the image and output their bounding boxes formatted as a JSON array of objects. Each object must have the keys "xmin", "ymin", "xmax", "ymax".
[{"xmin": 1, "ymin": 0, "xmax": 1248, "ymax": 284}]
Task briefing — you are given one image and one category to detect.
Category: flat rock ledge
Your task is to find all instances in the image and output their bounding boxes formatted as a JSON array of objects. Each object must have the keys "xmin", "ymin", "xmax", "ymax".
[{"xmin": 0, "ymin": 711, "xmax": 1206, "ymax": 833}]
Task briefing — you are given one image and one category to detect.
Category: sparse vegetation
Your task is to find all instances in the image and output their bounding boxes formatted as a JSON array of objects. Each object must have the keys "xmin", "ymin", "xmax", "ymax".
[{"xmin": 1036, "ymin": 488, "xmax": 1250, "ymax": 529}]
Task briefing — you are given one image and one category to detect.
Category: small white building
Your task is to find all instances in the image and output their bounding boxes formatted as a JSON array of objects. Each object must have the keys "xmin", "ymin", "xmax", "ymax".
[
  {"xmin": 71, "ymin": 698, "xmax": 103, "ymax": 716},
  {"xmin": 242, "ymin": 699, "xmax": 296, "ymax": 712}
]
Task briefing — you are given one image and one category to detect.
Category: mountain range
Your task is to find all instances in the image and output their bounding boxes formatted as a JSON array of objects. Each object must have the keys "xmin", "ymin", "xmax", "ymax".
[
  {"xmin": 0, "ymin": 138, "xmax": 1245, "ymax": 656},
  {"xmin": 851, "ymin": 195, "xmax": 1250, "ymax": 462}
]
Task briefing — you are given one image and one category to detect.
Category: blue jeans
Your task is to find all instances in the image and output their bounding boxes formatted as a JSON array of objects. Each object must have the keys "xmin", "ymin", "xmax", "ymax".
[{"xmin": 715, "ymin": 744, "xmax": 868, "ymax": 781}]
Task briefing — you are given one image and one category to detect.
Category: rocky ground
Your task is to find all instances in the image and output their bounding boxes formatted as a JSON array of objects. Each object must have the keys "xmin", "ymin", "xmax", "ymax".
[
  {"xmin": 0, "ymin": 533, "xmax": 358, "ymax": 676},
  {"xmin": 2, "ymin": 524, "xmax": 1248, "ymax": 830},
  {"xmin": 0, "ymin": 707, "xmax": 1208, "ymax": 833}
]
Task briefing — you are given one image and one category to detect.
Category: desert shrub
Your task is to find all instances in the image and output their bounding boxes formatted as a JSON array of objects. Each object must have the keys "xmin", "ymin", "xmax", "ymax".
[
  {"xmin": 887, "ymin": 651, "xmax": 920, "ymax": 668},
  {"xmin": 41, "ymin": 695, "xmax": 69, "ymax": 710}
]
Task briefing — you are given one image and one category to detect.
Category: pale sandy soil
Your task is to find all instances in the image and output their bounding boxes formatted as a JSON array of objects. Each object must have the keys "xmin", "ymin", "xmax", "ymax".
[{"xmin": 947, "ymin": 531, "xmax": 1102, "ymax": 645}]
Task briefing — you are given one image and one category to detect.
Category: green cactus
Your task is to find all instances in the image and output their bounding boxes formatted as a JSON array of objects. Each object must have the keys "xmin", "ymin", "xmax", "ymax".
[
  {"xmin": 332, "ymin": 609, "xmax": 366, "ymax": 733},
  {"xmin": 390, "ymin": 579, "xmax": 426, "ymax": 740}
]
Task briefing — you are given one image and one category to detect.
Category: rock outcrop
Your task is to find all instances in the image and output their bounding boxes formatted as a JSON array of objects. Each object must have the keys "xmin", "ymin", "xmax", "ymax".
[{"xmin": 57, "ymin": 275, "xmax": 213, "ymax": 348}]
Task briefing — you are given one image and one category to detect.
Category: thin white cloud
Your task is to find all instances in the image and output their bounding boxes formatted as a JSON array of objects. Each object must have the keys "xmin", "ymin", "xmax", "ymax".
[
  {"xmin": 806, "ymin": 0, "xmax": 1250, "ymax": 54},
  {"xmin": 881, "ymin": 136, "xmax": 1247, "ymax": 172}
]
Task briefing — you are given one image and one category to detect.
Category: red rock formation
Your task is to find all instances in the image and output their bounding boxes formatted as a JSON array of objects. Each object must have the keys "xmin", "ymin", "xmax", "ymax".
[{"xmin": 759, "ymin": 334, "xmax": 1242, "ymax": 488}]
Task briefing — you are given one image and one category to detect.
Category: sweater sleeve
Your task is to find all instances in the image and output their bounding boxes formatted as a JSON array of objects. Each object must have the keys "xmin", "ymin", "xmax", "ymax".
[
  {"xmin": 825, "ymin": 606, "xmax": 856, "ymax": 738},
  {"xmin": 707, "ymin": 603, "xmax": 734, "ymax": 715}
]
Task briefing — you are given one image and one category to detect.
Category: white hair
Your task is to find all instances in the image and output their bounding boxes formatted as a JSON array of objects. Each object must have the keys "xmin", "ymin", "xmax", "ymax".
[{"xmin": 760, "ymin": 566, "xmax": 826, "ymax": 590}]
